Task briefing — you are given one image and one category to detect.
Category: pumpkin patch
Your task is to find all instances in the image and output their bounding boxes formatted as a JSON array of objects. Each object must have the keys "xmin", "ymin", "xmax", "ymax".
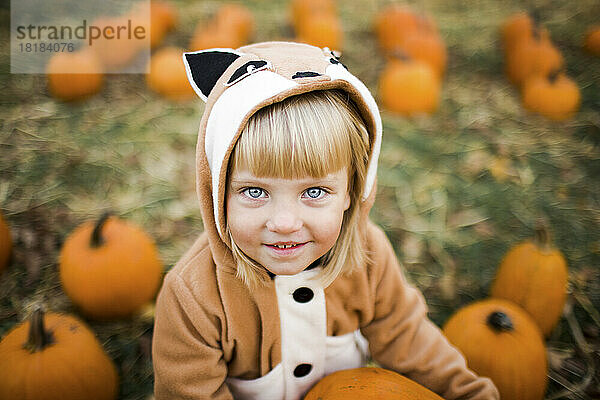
[{"xmin": 1, "ymin": 1, "xmax": 598, "ymax": 398}]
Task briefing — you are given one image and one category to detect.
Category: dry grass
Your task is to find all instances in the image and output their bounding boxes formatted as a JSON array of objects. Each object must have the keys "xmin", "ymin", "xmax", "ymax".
[{"xmin": 1, "ymin": 0, "xmax": 599, "ymax": 398}]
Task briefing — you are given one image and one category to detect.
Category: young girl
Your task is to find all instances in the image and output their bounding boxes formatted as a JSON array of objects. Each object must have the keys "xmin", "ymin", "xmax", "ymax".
[{"xmin": 152, "ymin": 42, "xmax": 499, "ymax": 400}]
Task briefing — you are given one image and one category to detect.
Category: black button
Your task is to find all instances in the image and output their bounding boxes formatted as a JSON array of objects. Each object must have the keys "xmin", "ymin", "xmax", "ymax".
[
  {"xmin": 293, "ymin": 363, "xmax": 312, "ymax": 377},
  {"xmin": 293, "ymin": 287, "xmax": 314, "ymax": 303}
]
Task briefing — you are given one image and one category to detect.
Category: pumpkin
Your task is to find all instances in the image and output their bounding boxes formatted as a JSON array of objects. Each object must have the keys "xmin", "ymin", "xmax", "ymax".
[
  {"xmin": 374, "ymin": 6, "xmax": 437, "ymax": 55},
  {"xmin": 304, "ymin": 367, "xmax": 443, "ymax": 400},
  {"xmin": 0, "ymin": 307, "xmax": 118, "ymax": 400},
  {"xmin": 0, "ymin": 211, "xmax": 12, "ymax": 274},
  {"xmin": 501, "ymin": 12, "xmax": 533, "ymax": 55},
  {"xmin": 290, "ymin": 0, "xmax": 336, "ymax": 32},
  {"xmin": 297, "ymin": 13, "xmax": 343, "ymax": 51},
  {"xmin": 215, "ymin": 3, "xmax": 254, "ymax": 46},
  {"xmin": 189, "ymin": 21, "xmax": 244, "ymax": 51},
  {"xmin": 378, "ymin": 54, "xmax": 440, "ymax": 115},
  {"xmin": 505, "ymin": 28, "xmax": 564, "ymax": 86},
  {"xmin": 443, "ymin": 299, "xmax": 547, "ymax": 400},
  {"xmin": 149, "ymin": 0, "xmax": 177, "ymax": 48},
  {"xmin": 490, "ymin": 224, "xmax": 569, "ymax": 335},
  {"xmin": 395, "ymin": 30, "xmax": 447, "ymax": 78},
  {"xmin": 89, "ymin": 16, "xmax": 143, "ymax": 70},
  {"xmin": 59, "ymin": 213, "xmax": 163, "ymax": 319},
  {"xmin": 522, "ymin": 70, "xmax": 580, "ymax": 121},
  {"xmin": 584, "ymin": 26, "xmax": 600, "ymax": 56},
  {"xmin": 46, "ymin": 49, "xmax": 104, "ymax": 102},
  {"xmin": 146, "ymin": 46, "xmax": 197, "ymax": 101},
  {"xmin": 131, "ymin": 0, "xmax": 178, "ymax": 49}
]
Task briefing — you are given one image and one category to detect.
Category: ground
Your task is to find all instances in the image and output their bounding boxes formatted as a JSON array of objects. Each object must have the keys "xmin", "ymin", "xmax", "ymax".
[{"xmin": 0, "ymin": 0, "xmax": 599, "ymax": 398}]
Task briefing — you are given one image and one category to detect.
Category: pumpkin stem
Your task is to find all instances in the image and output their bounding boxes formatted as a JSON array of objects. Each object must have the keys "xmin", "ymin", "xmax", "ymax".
[
  {"xmin": 24, "ymin": 307, "xmax": 55, "ymax": 352},
  {"xmin": 487, "ymin": 311, "xmax": 514, "ymax": 332},
  {"xmin": 390, "ymin": 49, "xmax": 411, "ymax": 63},
  {"xmin": 530, "ymin": 9, "xmax": 542, "ymax": 31},
  {"xmin": 533, "ymin": 222, "xmax": 553, "ymax": 252},
  {"xmin": 91, "ymin": 212, "xmax": 111, "ymax": 248},
  {"xmin": 548, "ymin": 69, "xmax": 562, "ymax": 84}
]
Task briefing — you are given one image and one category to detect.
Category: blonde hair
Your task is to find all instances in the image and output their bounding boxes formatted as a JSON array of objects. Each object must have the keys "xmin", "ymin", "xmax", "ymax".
[{"xmin": 226, "ymin": 90, "xmax": 371, "ymax": 287}]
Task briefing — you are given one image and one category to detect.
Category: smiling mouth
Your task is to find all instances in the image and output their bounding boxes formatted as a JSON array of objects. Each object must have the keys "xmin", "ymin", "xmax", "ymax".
[{"xmin": 266, "ymin": 242, "xmax": 305, "ymax": 249}]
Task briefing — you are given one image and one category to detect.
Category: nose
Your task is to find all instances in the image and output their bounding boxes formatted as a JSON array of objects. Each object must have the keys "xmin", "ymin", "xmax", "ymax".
[{"xmin": 266, "ymin": 205, "xmax": 302, "ymax": 233}]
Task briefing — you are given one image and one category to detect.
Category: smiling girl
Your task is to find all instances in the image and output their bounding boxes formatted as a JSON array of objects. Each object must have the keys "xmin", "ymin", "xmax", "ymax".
[{"xmin": 152, "ymin": 42, "xmax": 498, "ymax": 400}]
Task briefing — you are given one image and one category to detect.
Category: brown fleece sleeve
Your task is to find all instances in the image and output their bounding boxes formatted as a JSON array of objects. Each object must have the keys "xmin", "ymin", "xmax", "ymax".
[
  {"xmin": 361, "ymin": 224, "xmax": 499, "ymax": 400},
  {"xmin": 152, "ymin": 271, "xmax": 233, "ymax": 400}
]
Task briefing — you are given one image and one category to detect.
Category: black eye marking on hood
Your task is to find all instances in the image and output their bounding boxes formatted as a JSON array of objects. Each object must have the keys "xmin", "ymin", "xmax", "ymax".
[
  {"xmin": 226, "ymin": 60, "xmax": 269, "ymax": 86},
  {"xmin": 329, "ymin": 58, "xmax": 348, "ymax": 70},
  {"xmin": 292, "ymin": 71, "xmax": 322, "ymax": 79}
]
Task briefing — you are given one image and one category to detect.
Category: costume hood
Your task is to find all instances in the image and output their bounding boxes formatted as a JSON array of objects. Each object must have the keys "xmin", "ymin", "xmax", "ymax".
[{"xmin": 183, "ymin": 41, "xmax": 382, "ymax": 271}]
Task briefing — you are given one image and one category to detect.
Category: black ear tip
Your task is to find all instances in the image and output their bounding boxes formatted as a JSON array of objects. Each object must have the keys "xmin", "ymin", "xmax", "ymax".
[{"xmin": 183, "ymin": 49, "xmax": 243, "ymax": 100}]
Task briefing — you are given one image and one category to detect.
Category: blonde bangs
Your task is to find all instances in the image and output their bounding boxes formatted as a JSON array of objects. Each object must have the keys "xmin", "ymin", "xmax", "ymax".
[{"xmin": 231, "ymin": 90, "xmax": 360, "ymax": 179}]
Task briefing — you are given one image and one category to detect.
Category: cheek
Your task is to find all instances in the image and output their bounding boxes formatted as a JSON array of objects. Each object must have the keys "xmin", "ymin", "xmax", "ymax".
[
  {"xmin": 309, "ymin": 206, "xmax": 346, "ymax": 245},
  {"xmin": 226, "ymin": 200, "xmax": 260, "ymax": 249}
]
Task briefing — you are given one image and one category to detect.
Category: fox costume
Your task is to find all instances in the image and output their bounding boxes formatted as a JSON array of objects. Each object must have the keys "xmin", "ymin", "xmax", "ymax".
[{"xmin": 152, "ymin": 41, "xmax": 499, "ymax": 400}]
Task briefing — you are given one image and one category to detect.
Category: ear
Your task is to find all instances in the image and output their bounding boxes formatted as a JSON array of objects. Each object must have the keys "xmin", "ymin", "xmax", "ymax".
[{"xmin": 183, "ymin": 49, "xmax": 244, "ymax": 102}]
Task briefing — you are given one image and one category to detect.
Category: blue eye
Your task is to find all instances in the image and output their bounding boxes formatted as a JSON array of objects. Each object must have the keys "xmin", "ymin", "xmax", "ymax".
[
  {"xmin": 305, "ymin": 188, "xmax": 324, "ymax": 199},
  {"xmin": 245, "ymin": 187, "xmax": 264, "ymax": 198}
]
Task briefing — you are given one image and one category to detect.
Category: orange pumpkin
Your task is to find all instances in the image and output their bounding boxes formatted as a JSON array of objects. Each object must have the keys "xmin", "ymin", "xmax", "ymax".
[
  {"xmin": 374, "ymin": 6, "xmax": 437, "ymax": 55},
  {"xmin": 146, "ymin": 46, "xmax": 197, "ymax": 101},
  {"xmin": 89, "ymin": 16, "xmax": 143, "ymax": 70},
  {"xmin": 505, "ymin": 28, "xmax": 564, "ymax": 86},
  {"xmin": 490, "ymin": 224, "xmax": 569, "ymax": 335},
  {"xmin": 522, "ymin": 70, "xmax": 580, "ymax": 121},
  {"xmin": 584, "ymin": 26, "xmax": 600, "ymax": 56},
  {"xmin": 378, "ymin": 55, "xmax": 440, "ymax": 115},
  {"xmin": 395, "ymin": 30, "xmax": 447, "ymax": 78},
  {"xmin": 290, "ymin": 0, "xmax": 336, "ymax": 32},
  {"xmin": 297, "ymin": 13, "xmax": 343, "ymax": 51},
  {"xmin": 304, "ymin": 367, "xmax": 443, "ymax": 399},
  {"xmin": 215, "ymin": 3, "xmax": 254, "ymax": 46},
  {"xmin": 443, "ymin": 299, "xmax": 547, "ymax": 400},
  {"xmin": 46, "ymin": 49, "xmax": 104, "ymax": 102},
  {"xmin": 189, "ymin": 22, "xmax": 244, "ymax": 51},
  {"xmin": 501, "ymin": 12, "xmax": 533, "ymax": 55},
  {"xmin": 129, "ymin": 0, "xmax": 177, "ymax": 49},
  {"xmin": 0, "ymin": 211, "xmax": 12, "ymax": 274},
  {"xmin": 59, "ymin": 213, "xmax": 163, "ymax": 320},
  {"xmin": 0, "ymin": 308, "xmax": 119, "ymax": 400},
  {"xmin": 149, "ymin": 0, "xmax": 178, "ymax": 47}
]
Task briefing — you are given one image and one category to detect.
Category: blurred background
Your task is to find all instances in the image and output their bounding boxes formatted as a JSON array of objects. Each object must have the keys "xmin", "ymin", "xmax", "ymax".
[{"xmin": 0, "ymin": 0, "xmax": 599, "ymax": 399}]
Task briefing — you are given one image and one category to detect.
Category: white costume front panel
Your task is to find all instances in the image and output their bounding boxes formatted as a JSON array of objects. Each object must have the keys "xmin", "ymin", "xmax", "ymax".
[{"xmin": 226, "ymin": 268, "xmax": 368, "ymax": 400}]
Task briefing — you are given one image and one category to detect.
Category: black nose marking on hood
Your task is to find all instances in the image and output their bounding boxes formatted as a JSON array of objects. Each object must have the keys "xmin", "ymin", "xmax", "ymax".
[{"xmin": 292, "ymin": 71, "xmax": 322, "ymax": 79}]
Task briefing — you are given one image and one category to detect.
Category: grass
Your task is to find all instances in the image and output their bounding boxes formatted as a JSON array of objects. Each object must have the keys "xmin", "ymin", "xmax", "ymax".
[{"xmin": 1, "ymin": 0, "xmax": 599, "ymax": 398}]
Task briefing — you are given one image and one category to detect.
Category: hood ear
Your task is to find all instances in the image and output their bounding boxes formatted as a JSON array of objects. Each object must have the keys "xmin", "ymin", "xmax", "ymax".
[{"xmin": 183, "ymin": 49, "xmax": 244, "ymax": 101}]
